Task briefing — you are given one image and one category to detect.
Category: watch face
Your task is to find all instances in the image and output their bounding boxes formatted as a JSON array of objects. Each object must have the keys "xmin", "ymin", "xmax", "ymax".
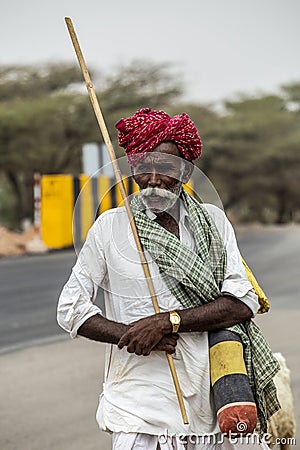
[{"xmin": 171, "ymin": 313, "xmax": 180, "ymax": 324}]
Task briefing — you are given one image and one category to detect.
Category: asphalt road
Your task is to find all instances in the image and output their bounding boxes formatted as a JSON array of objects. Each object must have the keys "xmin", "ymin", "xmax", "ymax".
[
  {"xmin": 0, "ymin": 225, "xmax": 299, "ymax": 450},
  {"xmin": 0, "ymin": 224, "xmax": 299, "ymax": 353},
  {"xmin": 0, "ymin": 250, "xmax": 104, "ymax": 353},
  {"xmin": 0, "ymin": 250, "xmax": 74, "ymax": 352},
  {"xmin": 235, "ymin": 224, "xmax": 300, "ymax": 309}
]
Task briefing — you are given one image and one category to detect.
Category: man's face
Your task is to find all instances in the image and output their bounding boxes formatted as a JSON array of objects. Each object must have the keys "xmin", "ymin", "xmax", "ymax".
[{"xmin": 132, "ymin": 142, "xmax": 188, "ymax": 214}]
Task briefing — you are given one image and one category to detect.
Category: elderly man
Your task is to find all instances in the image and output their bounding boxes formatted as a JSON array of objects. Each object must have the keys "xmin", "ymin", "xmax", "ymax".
[{"xmin": 57, "ymin": 108, "xmax": 279, "ymax": 450}]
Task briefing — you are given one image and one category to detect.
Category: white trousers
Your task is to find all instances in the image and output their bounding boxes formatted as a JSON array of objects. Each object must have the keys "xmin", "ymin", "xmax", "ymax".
[{"xmin": 112, "ymin": 432, "xmax": 271, "ymax": 450}]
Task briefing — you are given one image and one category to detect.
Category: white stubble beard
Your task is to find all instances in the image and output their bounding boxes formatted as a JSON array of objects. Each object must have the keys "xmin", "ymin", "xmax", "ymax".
[{"xmin": 140, "ymin": 182, "xmax": 182, "ymax": 214}]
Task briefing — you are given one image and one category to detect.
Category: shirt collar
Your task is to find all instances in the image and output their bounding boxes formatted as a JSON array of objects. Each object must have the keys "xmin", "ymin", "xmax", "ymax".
[{"xmin": 145, "ymin": 199, "xmax": 188, "ymax": 225}]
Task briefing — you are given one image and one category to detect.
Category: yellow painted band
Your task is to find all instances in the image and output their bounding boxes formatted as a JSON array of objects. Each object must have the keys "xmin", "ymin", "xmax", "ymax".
[
  {"xmin": 241, "ymin": 257, "xmax": 270, "ymax": 314},
  {"xmin": 209, "ymin": 341, "xmax": 247, "ymax": 386}
]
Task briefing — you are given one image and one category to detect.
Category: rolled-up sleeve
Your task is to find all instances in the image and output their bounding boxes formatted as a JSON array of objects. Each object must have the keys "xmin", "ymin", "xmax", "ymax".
[
  {"xmin": 205, "ymin": 204, "xmax": 260, "ymax": 316},
  {"xmin": 57, "ymin": 221, "xmax": 107, "ymax": 338},
  {"xmin": 221, "ymin": 218, "xmax": 259, "ymax": 316}
]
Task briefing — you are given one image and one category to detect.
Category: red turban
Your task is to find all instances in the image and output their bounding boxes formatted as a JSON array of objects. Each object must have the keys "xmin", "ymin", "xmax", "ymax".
[{"xmin": 115, "ymin": 108, "xmax": 202, "ymax": 165}]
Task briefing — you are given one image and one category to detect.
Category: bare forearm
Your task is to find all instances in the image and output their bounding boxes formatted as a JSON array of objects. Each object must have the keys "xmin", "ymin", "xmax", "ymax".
[
  {"xmin": 78, "ymin": 296, "xmax": 252, "ymax": 354},
  {"xmin": 78, "ymin": 314, "xmax": 129, "ymax": 344},
  {"xmin": 119, "ymin": 296, "xmax": 253, "ymax": 355},
  {"xmin": 177, "ymin": 296, "xmax": 253, "ymax": 332}
]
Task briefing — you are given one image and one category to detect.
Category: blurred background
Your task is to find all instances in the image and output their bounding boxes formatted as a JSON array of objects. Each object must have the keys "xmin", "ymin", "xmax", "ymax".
[
  {"xmin": 0, "ymin": 1, "xmax": 299, "ymax": 449},
  {"xmin": 1, "ymin": 0, "xmax": 300, "ymax": 232}
]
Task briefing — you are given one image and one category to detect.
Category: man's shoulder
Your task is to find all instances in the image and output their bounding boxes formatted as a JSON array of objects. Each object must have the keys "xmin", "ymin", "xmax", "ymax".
[
  {"xmin": 94, "ymin": 206, "xmax": 128, "ymax": 227},
  {"xmin": 201, "ymin": 203, "xmax": 227, "ymax": 221},
  {"xmin": 98, "ymin": 206, "xmax": 127, "ymax": 218},
  {"xmin": 200, "ymin": 203, "xmax": 234, "ymax": 239},
  {"xmin": 87, "ymin": 207, "xmax": 129, "ymax": 244}
]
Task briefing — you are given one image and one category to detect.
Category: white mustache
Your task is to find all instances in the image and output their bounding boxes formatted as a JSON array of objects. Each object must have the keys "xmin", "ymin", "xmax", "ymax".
[{"xmin": 140, "ymin": 187, "xmax": 178, "ymax": 199}]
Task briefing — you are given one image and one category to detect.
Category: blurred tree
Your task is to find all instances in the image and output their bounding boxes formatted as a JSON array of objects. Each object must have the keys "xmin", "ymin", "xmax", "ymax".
[
  {"xmin": 0, "ymin": 94, "xmax": 99, "ymax": 223},
  {"xmin": 0, "ymin": 61, "xmax": 299, "ymax": 227},
  {"xmin": 281, "ymin": 82, "xmax": 300, "ymax": 105},
  {"xmin": 190, "ymin": 93, "xmax": 300, "ymax": 223},
  {"xmin": 100, "ymin": 60, "xmax": 183, "ymax": 151},
  {"xmin": 0, "ymin": 61, "xmax": 183, "ymax": 227},
  {"xmin": 101, "ymin": 60, "xmax": 182, "ymax": 112},
  {"xmin": 0, "ymin": 64, "xmax": 84, "ymax": 101}
]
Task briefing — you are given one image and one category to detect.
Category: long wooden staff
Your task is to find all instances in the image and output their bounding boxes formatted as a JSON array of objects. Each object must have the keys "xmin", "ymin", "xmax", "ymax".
[{"xmin": 65, "ymin": 17, "xmax": 188, "ymax": 424}]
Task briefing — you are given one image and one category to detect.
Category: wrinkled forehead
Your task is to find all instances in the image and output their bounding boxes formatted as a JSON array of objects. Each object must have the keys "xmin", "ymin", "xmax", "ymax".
[
  {"xmin": 132, "ymin": 152, "xmax": 190, "ymax": 178},
  {"xmin": 128, "ymin": 141, "xmax": 180, "ymax": 166},
  {"xmin": 135, "ymin": 151, "xmax": 181, "ymax": 164}
]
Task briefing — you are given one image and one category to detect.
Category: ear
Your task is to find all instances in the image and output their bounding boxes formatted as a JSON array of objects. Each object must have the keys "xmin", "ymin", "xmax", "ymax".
[{"xmin": 181, "ymin": 161, "xmax": 194, "ymax": 184}]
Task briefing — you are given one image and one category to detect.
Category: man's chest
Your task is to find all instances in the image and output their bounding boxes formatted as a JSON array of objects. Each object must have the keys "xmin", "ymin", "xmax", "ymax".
[{"xmin": 154, "ymin": 212, "xmax": 180, "ymax": 239}]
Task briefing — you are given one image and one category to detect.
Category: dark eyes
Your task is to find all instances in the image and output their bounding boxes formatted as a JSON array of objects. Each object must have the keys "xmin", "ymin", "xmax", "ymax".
[{"xmin": 136, "ymin": 164, "xmax": 150, "ymax": 172}]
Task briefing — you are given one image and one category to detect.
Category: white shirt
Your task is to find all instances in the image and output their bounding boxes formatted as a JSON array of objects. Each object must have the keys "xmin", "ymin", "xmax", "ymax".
[{"xmin": 57, "ymin": 202, "xmax": 259, "ymax": 437}]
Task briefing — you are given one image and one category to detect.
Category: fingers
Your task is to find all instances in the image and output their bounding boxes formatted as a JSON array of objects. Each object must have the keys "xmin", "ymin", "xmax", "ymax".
[
  {"xmin": 118, "ymin": 333, "xmax": 130, "ymax": 350},
  {"xmin": 123, "ymin": 341, "xmax": 151, "ymax": 356},
  {"xmin": 153, "ymin": 342, "xmax": 177, "ymax": 353},
  {"xmin": 162, "ymin": 334, "xmax": 179, "ymax": 346},
  {"xmin": 127, "ymin": 342, "xmax": 141, "ymax": 355},
  {"xmin": 153, "ymin": 334, "xmax": 180, "ymax": 353},
  {"xmin": 165, "ymin": 345, "xmax": 176, "ymax": 354},
  {"xmin": 117, "ymin": 321, "xmax": 172, "ymax": 356},
  {"xmin": 118, "ymin": 329, "xmax": 152, "ymax": 356}
]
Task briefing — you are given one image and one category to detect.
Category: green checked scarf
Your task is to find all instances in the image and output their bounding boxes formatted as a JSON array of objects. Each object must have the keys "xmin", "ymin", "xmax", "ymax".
[{"xmin": 131, "ymin": 188, "xmax": 280, "ymax": 436}]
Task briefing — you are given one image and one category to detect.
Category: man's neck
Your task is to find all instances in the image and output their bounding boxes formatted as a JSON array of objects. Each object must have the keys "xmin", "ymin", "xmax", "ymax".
[
  {"xmin": 153, "ymin": 199, "xmax": 180, "ymax": 221},
  {"xmin": 153, "ymin": 201, "xmax": 180, "ymax": 239}
]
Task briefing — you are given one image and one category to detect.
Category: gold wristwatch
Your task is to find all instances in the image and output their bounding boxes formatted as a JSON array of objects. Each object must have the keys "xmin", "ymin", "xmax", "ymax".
[{"xmin": 169, "ymin": 311, "xmax": 181, "ymax": 333}]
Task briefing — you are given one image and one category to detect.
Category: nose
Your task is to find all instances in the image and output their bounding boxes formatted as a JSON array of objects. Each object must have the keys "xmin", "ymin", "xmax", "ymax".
[{"xmin": 148, "ymin": 170, "xmax": 161, "ymax": 187}]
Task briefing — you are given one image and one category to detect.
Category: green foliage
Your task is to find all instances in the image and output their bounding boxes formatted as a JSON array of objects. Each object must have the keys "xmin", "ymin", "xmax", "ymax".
[
  {"xmin": 281, "ymin": 82, "xmax": 300, "ymax": 105},
  {"xmin": 101, "ymin": 60, "xmax": 183, "ymax": 153},
  {"xmin": 0, "ymin": 61, "xmax": 299, "ymax": 227},
  {"xmin": 0, "ymin": 92, "xmax": 99, "ymax": 221},
  {"xmin": 0, "ymin": 174, "xmax": 18, "ymax": 228},
  {"xmin": 101, "ymin": 60, "xmax": 182, "ymax": 112},
  {"xmin": 0, "ymin": 61, "xmax": 182, "ymax": 227},
  {"xmin": 0, "ymin": 64, "xmax": 84, "ymax": 101},
  {"xmin": 190, "ymin": 94, "xmax": 300, "ymax": 223}
]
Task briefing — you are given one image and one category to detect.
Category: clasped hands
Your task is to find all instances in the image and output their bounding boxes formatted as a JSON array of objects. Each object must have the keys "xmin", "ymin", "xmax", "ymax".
[{"xmin": 118, "ymin": 312, "xmax": 178, "ymax": 356}]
